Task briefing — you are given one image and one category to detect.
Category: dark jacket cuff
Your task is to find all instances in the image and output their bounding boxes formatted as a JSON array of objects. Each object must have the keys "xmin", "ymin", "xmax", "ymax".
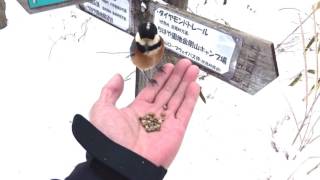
[{"xmin": 71, "ymin": 114, "xmax": 167, "ymax": 180}]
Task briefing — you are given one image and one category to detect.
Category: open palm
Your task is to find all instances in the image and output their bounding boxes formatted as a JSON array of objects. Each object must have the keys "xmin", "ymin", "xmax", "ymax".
[{"xmin": 89, "ymin": 59, "xmax": 200, "ymax": 168}]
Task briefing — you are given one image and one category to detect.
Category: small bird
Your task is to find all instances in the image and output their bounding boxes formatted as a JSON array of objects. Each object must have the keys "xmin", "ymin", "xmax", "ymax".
[
  {"xmin": 130, "ymin": 21, "xmax": 165, "ymax": 84},
  {"xmin": 130, "ymin": 21, "xmax": 206, "ymax": 103}
]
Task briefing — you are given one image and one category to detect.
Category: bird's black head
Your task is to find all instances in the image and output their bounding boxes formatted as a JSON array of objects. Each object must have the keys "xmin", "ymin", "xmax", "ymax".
[{"xmin": 138, "ymin": 22, "xmax": 158, "ymax": 39}]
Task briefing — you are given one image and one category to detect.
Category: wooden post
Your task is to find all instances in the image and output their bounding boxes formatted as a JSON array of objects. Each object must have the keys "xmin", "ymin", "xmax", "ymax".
[
  {"xmin": 135, "ymin": 0, "xmax": 189, "ymax": 96},
  {"xmin": 78, "ymin": 0, "xmax": 278, "ymax": 96},
  {"xmin": 163, "ymin": 0, "xmax": 188, "ymax": 10},
  {"xmin": 0, "ymin": 0, "xmax": 6, "ymax": 29},
  {"xmin": 135, "ymin": 1, "xmax": 278, "ymax": 95}
]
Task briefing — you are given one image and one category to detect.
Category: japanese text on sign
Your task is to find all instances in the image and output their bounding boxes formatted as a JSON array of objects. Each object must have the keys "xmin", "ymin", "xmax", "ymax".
[
  {"xmin": 154, "ymin": 8, "xmax": 236, "ymax": 74},
  {"xmin": 82, "ymin": 0, "xmax": 129, "ymax": 31}
]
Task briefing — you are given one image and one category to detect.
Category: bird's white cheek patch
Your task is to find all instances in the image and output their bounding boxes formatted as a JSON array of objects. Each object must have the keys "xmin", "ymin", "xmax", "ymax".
[{"xmin": 135, "ymin": 33, "xmax": 146, "ymax": 46}]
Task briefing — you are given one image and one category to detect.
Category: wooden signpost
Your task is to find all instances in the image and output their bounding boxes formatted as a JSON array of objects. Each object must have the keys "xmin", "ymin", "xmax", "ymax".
[
  {"xmin": 15, "ymin": 0, "xmax": 277, "ymax": 96},
  {"xmin": 11, "ymin": 0, "xmax": 279, "ymax": 96},
  {"xmin": 79, "ymin": 0, "xmax": 278, "ymax": 96},
  {"xmin": 0, "ymin": 0, "xmax": 6, "ymax": 29},
  {"xmin": 17, "ymin": 0, "xmax": 89, "ymax": 14}
]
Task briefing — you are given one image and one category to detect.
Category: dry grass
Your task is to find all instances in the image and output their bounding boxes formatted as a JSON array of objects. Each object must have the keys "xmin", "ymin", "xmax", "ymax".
[{"xmin": 277, "ymin": 1, "xmax": 320, "ymax": 179}]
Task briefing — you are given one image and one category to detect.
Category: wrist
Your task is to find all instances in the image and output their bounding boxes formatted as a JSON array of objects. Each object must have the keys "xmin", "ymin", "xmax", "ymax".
[{"xmin": 72, "ymin": 114, "xmax": 167, "ymax": 180}]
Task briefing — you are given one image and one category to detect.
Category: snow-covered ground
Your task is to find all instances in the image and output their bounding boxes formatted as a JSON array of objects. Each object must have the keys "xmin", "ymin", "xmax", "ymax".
[{"xmin": 0, "ymin": 0, "xmax": 320, "ymax": 179}]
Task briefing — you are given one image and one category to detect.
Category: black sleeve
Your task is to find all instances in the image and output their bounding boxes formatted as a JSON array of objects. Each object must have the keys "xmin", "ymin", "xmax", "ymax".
[
  {"xmin": 65, "ymin": 114, "xmax": 167, "ymax": 180},
  {"xmin": 65, "ymin": 155, "xmax": 128, "ymax": 180}
]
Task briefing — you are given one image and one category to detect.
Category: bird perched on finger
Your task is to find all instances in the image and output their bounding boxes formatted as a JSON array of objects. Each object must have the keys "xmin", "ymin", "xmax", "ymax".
[
  {"xmin": 130, "ymin": 21, "xmax": 165, "ymax": 84},
  {"xmin": 130, "ymin": 21, "xmax": 207, "ymax": 103}
]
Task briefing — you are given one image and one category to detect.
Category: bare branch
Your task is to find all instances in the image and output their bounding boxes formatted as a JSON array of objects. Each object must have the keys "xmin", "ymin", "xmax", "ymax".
[
  {"xmin": 287, "ymin": 156, "xmax": 320, "ymax": 179},
  {"xmin": 78, "ymin": 17, "xmax": 91, "ymax": 42},
  {"xmin": 277, "ymin": 9, "xmax": 314, "ymax": 49},
  {"xmin": 124, "ymin": 70, "xmax": 136, "ymax": 81},
  {"xmin": 307, "ymin": 161, "xmax": 320, "ymax": 175},
  {"xmin": 48, "ymin": 33, "xmax": 76, "ymax": 60}
]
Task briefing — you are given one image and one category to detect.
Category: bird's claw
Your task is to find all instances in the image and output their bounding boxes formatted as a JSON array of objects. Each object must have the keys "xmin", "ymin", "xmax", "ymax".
[{"xmin": 148, "ymin": 78, "xmax": 158, "ymax": 85}]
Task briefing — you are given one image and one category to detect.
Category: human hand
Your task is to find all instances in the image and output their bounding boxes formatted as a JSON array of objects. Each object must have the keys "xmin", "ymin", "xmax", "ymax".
[{"xmin": 89, "ymin": 59, "xmax": 200, "ymax": 168}]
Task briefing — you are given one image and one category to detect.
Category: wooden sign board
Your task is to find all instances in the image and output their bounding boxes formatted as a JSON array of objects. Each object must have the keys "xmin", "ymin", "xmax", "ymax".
[
  {"xmin": 17, "ymin": 0, "xmax": 89, "ymax": 14},
  {"xmin": 78, "ymin": 0, "xmax": 137, "ymax": 35},
  {"xmin": 80, "ymin": 0, "xmax": 278, "ymax": 95}
]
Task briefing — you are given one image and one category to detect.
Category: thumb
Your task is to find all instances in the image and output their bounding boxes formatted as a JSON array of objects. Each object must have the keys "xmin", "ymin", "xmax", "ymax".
[{"xmin": 99, "ymin": 74, "xmax": 124, "ymax": 105}]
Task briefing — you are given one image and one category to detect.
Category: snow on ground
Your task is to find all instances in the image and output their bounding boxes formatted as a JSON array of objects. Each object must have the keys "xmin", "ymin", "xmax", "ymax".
[{"xmin": 0, "ymin": 0, "xmax": 320, "ymax": 179}]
